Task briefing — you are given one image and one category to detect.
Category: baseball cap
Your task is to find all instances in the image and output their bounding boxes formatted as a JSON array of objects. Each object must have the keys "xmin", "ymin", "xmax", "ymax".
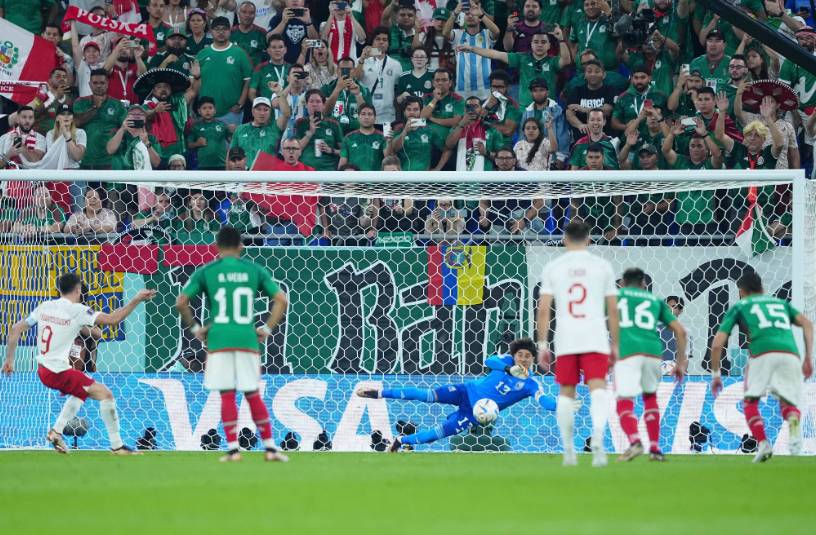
[
  {"xmin": 795, "ymin": 26, "xmax": 816, "ymax": 36},
  {"xmin": 228, "ymin": 147, "xmax": 247, "ymax": 160},
  {"xmin": 528, "ymin": 77, "xmax": 548, "ymax": 90},
  {"xmin": 56, "ymin": 103, "xmax": 73, "ymax": 115},
  {"xmin": 252, "ymin": 96, "xmax": 272, "ymax": 108},
  {"xmin": 638, "ymin": 143, "xmax": 658, "ymax": 155},
  {"xmin": 630, "ymin": 63, "xmax": 652, "ymax": 76},
  {"xmin": 433, "ymin": 7, "xmax": 450, "ymax": 20},
  {"xmin": 167, "ymin": 26, "xmax": 188, "ymax": 39},
  {"xmin": 211, "ymin": 16, "xmax": 231, "ymax": 29},
  {"xmin": 688, "ymin": 69, "xmax": 704, "ymax": 79},
  {"xmin": 168, "ymin": 154, "xmax": 187, "ymax": 165},
  {"xmin": 707, "ymin": 29, "xmax": 725, "ymax": 41},
  {"xmin": 83, "ymin": 40, "xmax": 100, "ymax": 51}
]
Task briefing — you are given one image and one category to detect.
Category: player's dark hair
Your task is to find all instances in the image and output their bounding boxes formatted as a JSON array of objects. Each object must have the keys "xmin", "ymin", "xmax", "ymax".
[
  {"xmin": 56, "ymin": 272, "xmax": 82, "ymax": 295},
  {"xmin": 216, "ymin": 226, "xmax": 243, "ymax": 250},
  {"xmin": 508, "ymin": 338, "xmax": 537, "ymax": 358},
  {"xmin": 622, "ymin": 268, "xmax": 648, "ymax": 288},
  {"xmin": 564, "ymin": 221, "xmax": 590, "ymax": 242},
  {"xmin": 665, "ymin": 295, "xmax": 685, "ymax": 308},
  {"xmin": 737, "ymin": 271, "xmax": 764, "ymax": 294}
]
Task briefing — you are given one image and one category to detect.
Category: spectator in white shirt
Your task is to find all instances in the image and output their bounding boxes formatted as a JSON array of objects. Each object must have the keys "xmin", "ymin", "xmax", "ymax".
[{"xmin": 355, "ymin": 26, "xmax": 405, "ymax": 126}]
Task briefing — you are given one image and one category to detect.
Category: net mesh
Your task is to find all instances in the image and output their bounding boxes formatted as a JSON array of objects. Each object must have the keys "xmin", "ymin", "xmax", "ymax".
[{"xmin": 0, "ymin": 171, "xmax": 813, "ymax": 455}]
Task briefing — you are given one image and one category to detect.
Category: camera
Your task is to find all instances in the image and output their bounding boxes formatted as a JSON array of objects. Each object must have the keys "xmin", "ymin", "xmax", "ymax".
[
  {"xmin": 613, "ymin": 8, "xmax": 656, "ymax": 49},
  {"xmin": 304, "ymin": 39, "xmax": 324, "ymax": 49},
  {"xmin": 130, "ymin": 119, "xmax": 145, "ymax": 129},
  {"xmin": 291, "ymin": 7, "xmax": 305, "ymax": 16}
]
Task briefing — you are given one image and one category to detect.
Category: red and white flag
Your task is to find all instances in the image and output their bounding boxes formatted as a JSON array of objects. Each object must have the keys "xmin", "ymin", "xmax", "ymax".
[
  {"xmin": 62, "ymin": 5, "xmax": 157, "ymax": 55},
  {"xmin": 0, "ymin": 19, "xmax": 58, "ymax": 104}
]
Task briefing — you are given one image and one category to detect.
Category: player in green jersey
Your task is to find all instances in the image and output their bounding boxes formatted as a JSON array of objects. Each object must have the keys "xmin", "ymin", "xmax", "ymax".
[
  {"xmin": 711, "ymin": 272, "xmax": 813, "ymax": 463},
  {"xmin": 615, "ymin": 268, "xmax": 687, "ymax": 462},
  {"xmin": 176, "ymin": 227, "xmax": 289, "ymax": 463}
]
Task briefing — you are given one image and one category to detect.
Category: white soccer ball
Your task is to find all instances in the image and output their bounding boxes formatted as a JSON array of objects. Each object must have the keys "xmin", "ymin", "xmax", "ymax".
[
  {"xmin": 661, "ymin": 360, "xmax": 676, "ymax": 376},
  {"xmin": 473, "ymin": 398, "xmax": 500, "ymax": 425}
]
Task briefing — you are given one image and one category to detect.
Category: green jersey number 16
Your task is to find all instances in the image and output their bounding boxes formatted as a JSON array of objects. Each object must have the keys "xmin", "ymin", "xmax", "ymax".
[{"xmin": 618, "ymin": 298, "xmax": 656, "ymax": 330}]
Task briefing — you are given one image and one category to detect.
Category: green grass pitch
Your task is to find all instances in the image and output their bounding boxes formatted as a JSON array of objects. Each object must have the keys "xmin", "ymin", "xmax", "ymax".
[{"xmin": 1, "ymin": 451, "xmax": 814, "ymax": 535}]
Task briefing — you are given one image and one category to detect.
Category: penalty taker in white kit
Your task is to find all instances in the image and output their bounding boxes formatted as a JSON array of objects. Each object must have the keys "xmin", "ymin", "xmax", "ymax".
[
  {"xmin": 537, "ymin": 221, "xmax": 620, "ymax": 467},
  {"xmin": 176, "ymin": 226, "xmax": 289, "ymax": 463},
  {"xmin": 2, "ymin": 272, "xmax": 156, "ymax": 454},
  {"xmin": 710, "ymin": 271, "xmax": 813, "ymax": 463},
  {"xmin": 615, "ymin": 268, "xmax": 687, "ymax": 462}
]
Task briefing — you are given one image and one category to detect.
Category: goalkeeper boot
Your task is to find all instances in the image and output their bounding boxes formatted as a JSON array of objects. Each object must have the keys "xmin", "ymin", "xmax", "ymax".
[
  {"xmin": 219, "ymin": 449, "xmax": 242, "ymax": 462},
  {"xmin": 617, "ymin": 441, "xmax": 644, "ymax": 462},
  {"xmin": 388, "ymin": 436, "xmax": 402, "ymax": 453},
  {"xmin": 111, "ymin": 445, "xmax": 142, "ymax": 456},
  {"xmin": 788, "ymin": 415, "xmax": 802, "ymax": 456},
  {"xmin": 355, "ymin": 387, "xmax": 381, "ymax": 399},
  {"xmin": 47, "ymin": 429, "xmax": 68, "ymax": 454},
  {"xmin": 264, "ymin": 448, "xmax": 289, "ymax": 463},
  {"xmin": 752, "ymin": 440, "xmax": 773, "ymax": 464}
]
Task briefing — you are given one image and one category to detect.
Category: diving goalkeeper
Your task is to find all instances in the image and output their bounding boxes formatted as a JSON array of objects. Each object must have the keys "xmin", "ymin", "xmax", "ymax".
[{"xmin": 356, "ymin": 338, "xmax": 557, "ymax": 451}]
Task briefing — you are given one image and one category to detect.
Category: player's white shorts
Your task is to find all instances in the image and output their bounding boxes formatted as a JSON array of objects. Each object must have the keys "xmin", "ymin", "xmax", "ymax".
[
  {"xmin": 204, "ymin": 350, "xmax": 261, "ymax": 392},
  {"xmin": 614, "ymin": 355, "xmax": 662, "ymax": 398},
  {"xmin": 744, "ymin": 352, "xmax": 803, "ymax": 406}
]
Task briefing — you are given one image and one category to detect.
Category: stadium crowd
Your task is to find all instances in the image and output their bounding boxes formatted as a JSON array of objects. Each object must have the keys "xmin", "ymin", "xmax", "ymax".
[{"xmin": 0, "ymin": 0, "xmax": 811, "ymax": 244}]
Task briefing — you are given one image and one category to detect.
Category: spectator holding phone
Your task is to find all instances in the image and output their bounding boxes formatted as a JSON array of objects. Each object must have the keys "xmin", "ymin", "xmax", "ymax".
[
  {"xmin": 275, "ymin": 64, "xmax": 311, "ymax": 137},
  {"xmin": 0, "ymin": 107, "xmax": 46, "ymax": 169},
  {"xmin": 296, "ymin": 89, "xmax": 344, "ymax": 170},
  {"xmin": 445, "ymin": 0, "xmax": 499, "ymax": 100},
  {"xmin": 425, "ymin": 199, "xmax": 466, "ymax": 235},
  {"xmin": 503, "ymin": 0, "xmax": 548, "ymax": 54},
  {"xmin": 107, "ymin": 105, "xmax": 163, "ymax": 171},
  {"xmin": 324, "ymin": 57, "xmax": 373, "ymax": 135},
  {"xmin": 444, "ymin": 96, "xmax": 505, "ymax": 171},
  {"xmin": 355, "ymin": 26, "xmax": 404, "ymax": 126},
  {"xmin": 103, "ymin": 37, "xmax": 148, "ymax": 106},
  {"xmin": 302, "ymin": 39, "xmax": 338, "ymax": 90},
  {"xmin": 386, "ymin": 96, "xmax": 450, "ymax": 171},
  {"xmin": 232, "ymin": 92, "xmax": 290, "ymax": 166},
  {"xmin": 268, "ymin": 0, "xmax": 320, "ymax": 64},
  {"xmin": 320, "ymin": 1, "xmax": 367, "ymax": 63},
  {"xmin": 382, "ymin": 0, "xmax": 419, "ymax": 72},
  {"xmin": 611, "ymin": 65, "xmax": 669, "ymax": 136},
  {"xmin": 413, "ymin": 7, "xmax": 455, "ymax": 72}
]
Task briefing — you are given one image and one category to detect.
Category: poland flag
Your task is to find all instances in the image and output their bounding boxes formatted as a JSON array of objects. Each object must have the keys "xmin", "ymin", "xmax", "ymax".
[{"xmin": 0, "ymin": 19, "xmax": 58, "ymax": 104}]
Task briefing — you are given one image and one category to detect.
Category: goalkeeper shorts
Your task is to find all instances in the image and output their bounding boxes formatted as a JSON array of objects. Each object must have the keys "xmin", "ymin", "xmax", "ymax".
[{"xmin": 204, "ymin": 350, "xmax": 261, "ymax": 392}]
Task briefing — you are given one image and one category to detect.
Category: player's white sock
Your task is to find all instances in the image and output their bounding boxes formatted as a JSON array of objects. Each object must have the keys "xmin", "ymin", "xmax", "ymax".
[
  {"xmin": 590, "ymin": 388, "xmax": 609, "ymax": 448},
  {"xmin": 53, "ymin": 396, "xmax": 84, "ymax": 434},
  {"xmin": 262, "ymin": 438, "xmax": 276, "ymax": 450},
  {"xmin": 556, "ymin": 396, "xmax": 576, "ymax": 453},
  {"xmin": 99, "ymin": 399, "xmax": 123, "ymax": 450}
]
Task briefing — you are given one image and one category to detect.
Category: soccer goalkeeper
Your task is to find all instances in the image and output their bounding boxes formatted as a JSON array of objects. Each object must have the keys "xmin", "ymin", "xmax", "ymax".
[{"xmin": 356, "ymin": 338, "xmax": 557, "ymax": 451}]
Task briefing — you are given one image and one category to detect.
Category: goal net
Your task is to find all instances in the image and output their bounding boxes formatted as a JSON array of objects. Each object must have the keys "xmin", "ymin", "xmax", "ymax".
[{"xmin": 0, "ymin": 169, "xmax": 813, "ymax": 455}]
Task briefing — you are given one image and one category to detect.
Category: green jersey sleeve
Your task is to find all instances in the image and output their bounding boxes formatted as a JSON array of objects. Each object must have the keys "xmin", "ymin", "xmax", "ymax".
[
  {"xmin": 182, "ymin": 267, "xmax": 205, "ymax": 298},
  {"xmin": 506, "ymin": 52, "xmax": 522, "ymax": 69},
  {"xmin": 718, "ymin": 304, "xmax": 739, "ymax": 335},
  {"xmin": 786, "ymin": 301, "xmax": 801, "ymax": 321}
]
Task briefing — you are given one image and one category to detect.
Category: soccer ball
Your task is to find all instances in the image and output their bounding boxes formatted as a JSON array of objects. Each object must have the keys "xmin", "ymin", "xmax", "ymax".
[
  {"xmin": 473, "ymin": 398, "xmax": 499, "ymax": 425},
  {"xmin": 661, "ymin": 360, "xmax": 676, "ymax": 376}
]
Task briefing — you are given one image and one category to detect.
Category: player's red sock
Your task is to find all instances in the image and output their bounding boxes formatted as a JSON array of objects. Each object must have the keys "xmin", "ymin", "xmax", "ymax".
[
  {"xmin": 220, "ymin": 390, "xmax": 239, "ymax": 449},
  {"xmin": 246, "ymin": 391, "xmax": 273, "ymax": 446},
  {"xmin": 743, "ymin": 398, "xmax": 767, "ymax": 442},
  {"xmin": 780, "ymin": 401, "xmax": 801, "ymax": 422},
  {"xmin": 616, "ymin": 399, "xmax": 640, "ymax": 445},
  {"xmin": 642, "ymin": 392, "xmax": 661, "ymax": 453}
]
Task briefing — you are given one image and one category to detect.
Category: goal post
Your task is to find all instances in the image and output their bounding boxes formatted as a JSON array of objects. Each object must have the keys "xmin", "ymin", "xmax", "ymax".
[{"xmin": 0, "ymin": 169, "xmax": 812, "ymax": 454}]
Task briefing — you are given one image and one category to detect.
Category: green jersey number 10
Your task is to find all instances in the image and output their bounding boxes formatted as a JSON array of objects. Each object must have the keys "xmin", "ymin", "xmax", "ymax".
[{"xmin": 213, "ymin": 287, "xmax": 254, "ymax": 324}]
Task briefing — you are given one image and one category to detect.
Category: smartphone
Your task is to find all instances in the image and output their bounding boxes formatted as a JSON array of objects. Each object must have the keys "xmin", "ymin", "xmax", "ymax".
[
  {"xmin": 130, "ymin": 119, "xmax": 145, "ymax": 129},
  {"xmin": 314, "ymin": 111, "xmax": 322, "ymax": 122},
  {"xmin": 382, "ymin": 122, "xmax": 392, "ymax": 138},
  {"xmin": 466, "ymin": 103, "xmax": 478, "ymax": 112},
  {"xmin": 291, "ymin": 7, "xmax": 306, "ymax": 16},
  {"xmin": 13, "ymin": 136, "xmax": 22, "ymax": 147},
  {"xmin": 462, "ymin": 0, "xmax": 471, "ymax": 10},
  {"xmin": 304, "ymin": 39, "xmax": 324, "ymax": 49},
  {"xmin": 294, "ymin": 71, "xmax": 308, "ymax": 80},
  {"xmin": 340, "ymin": 66, "xmax": 351, "ymax": 78},
  {"xmin": 643, "ymin": 99, "xmax": 653, "ymax": 108},
  {"xmin": 680, "ymin": 117, "xmax": 696, "ymax": 127},
  {"xmin": 336, "ymin": 1, "xmax": 348, "ymax": 9},
  {"xmin": 492, "ymin": 90, "xmax": 506, "ymax": 101},
  {"xmin": 681, "ymin": 64, "xmax": 690, "ymax": 73}
]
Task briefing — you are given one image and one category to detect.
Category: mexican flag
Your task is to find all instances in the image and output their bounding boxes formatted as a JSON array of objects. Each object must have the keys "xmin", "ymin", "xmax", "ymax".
[
  {"xmin": 0, "ymin": 19, "xmax": 57, "ymax": 104},
  {"xmin": 735, "ymin": 186, "xmax": 776, "ymax": 257}
]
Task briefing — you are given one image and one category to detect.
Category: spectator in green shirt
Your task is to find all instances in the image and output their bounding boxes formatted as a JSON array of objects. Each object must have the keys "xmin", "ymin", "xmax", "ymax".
[
  {"xmin": 395, "ymin": 47, "xmax": 435, "ymax": 112},
  {"xmin": 387, "ymin": 96, "xmax": 450, "ymax": 171},
  {"xmin": 131, "ymin": 190, "xmax": 175, "ymax": 232},
  {"xmin": 147, "ymin": 30, "xmax": 197, "ymax": 75},
  {"xmin": 12, "ymin": 183, "xmax": 64, "ymax": 238},
  {"xmin": 569, "ymin": 0, "xmax": 619, "ymax": 71},
  {"xmin": 419, "ymin": 67, "xmax": 465, "ymax": 152},
  {"xmin": 482, "ymin": 70, "xmax": 521, "ymax": 140},
  {"xmin": 611, "ymin": 65, "xmax": 669, "ymax": 135},
  {"xmin": 383, "ymin": 1, "xmax": 420, "ymax": 72},
  {"xmin": 667, "ymin": 68, "xmax": 705, "ymax": 118},
  {"xmin": 0, "ymin": 0, "xmax": 56, "ymax": 35},
  {"xmin": 444, "ymin": 96, "xmax": 505, "ymax": 171},
  {"xmin": 338, "ymin": 104, "xmax": 386, "ymax": 171},
  {"xmin": 323, "ymin": 57, "xmax": 373, "ymax": 135},
  {"xmin": 296, "ymin": 89, "xmax": 345, "ymax": 171},
  {"xmin": 231, "ymin": 1, "xmax": 269, "ymax": 67},
  {"xmin": 185, "ymin": 9, "xmax": 213, "ymax": 57},
  {"xmin": 187, "ymin": 96, "xmax": 232, "ymax": 170},
  {"xmin": 249, "ymin": 34, "xmax": 291, "ymax": 102},
  {"xmin": 689, "ymin": 29, "xmax": 731, "ymax": 93},
  {"xmin": 231, "ymin": 93, "xmax": 290, "ymax": 167},
  {"xmin": 172, "ymin": 191, "xmax": 220, "ymax": 244}
]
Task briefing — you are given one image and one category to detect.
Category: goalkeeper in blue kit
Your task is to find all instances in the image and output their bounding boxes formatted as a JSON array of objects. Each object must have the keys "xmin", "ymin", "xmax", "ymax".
[{"xmin": 356, "ymin": 338, "xmax": 557, "ymax": 451}]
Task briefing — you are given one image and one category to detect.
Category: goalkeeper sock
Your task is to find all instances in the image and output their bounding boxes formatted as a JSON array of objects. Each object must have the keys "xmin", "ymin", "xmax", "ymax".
[
  {"xmin": 99, "ymin": 399, "xmax": 123, "ymax": 450},
  {"xmin": 780, "ymin": 401, "xmax": 801, "ymax": 422},
  {"xmin": 53, "ymin": 396, "xmax": 84, "ymax": 434},
  {"xmin": 590, "ymin": 388, "xmax": 609, "ymax": 447},
  {"xmin": 642, "ymin": 392, "xmax": 661, "ymax": 452},
  {"xmin": 220, "ymin": 391, "xmax": 239, "ymax": 451},
  {"xmin": 743, "ymin": 398, "xmax": 767, "ymax": 443},
  {"xmin": 616, "ymin": 398, "xmax": 639, "ymax": 445},
  {"xmin": 245, "ymin": 391, "xmax": 274, "ymax": 449},
  {"xmin": 556, "ymin": 396, "xmax": 576, "ymax": 453},
  {"xmin": 401, "ymin": 427, "xmax": 445, "ymax": 446},
  {"xmin": 381, "ymin": 387, "xmax": 434, "ymax": 402}
]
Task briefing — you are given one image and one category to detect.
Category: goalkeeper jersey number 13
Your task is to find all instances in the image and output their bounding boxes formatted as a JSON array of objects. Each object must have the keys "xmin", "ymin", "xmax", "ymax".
[{"xmin": 182, "ymin": 256, "xmax": 281, "ymax": 353}]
